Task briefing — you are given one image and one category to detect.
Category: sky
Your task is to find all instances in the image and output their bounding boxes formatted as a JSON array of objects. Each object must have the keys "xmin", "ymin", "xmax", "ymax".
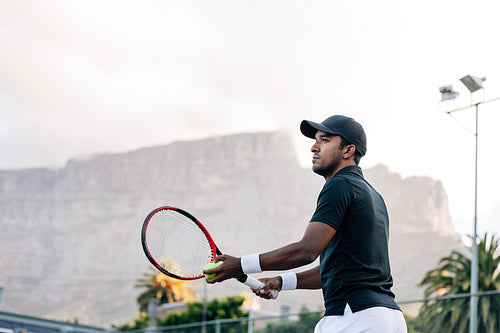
[{"xmin": 1, "ymin": 0, "xmax": 500, "ymax": 237}]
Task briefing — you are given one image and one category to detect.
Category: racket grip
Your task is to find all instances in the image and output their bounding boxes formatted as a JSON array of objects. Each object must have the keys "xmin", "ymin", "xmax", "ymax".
[{"xmin": 241, "ymin": 275, "xmax": 279, "ymax": 299}]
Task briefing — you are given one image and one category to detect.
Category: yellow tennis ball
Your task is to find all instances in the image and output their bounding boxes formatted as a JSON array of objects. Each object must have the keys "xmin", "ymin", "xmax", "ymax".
[{"xmin": 204, "ymin": 262, "xmax": 219, "ymax": 279}]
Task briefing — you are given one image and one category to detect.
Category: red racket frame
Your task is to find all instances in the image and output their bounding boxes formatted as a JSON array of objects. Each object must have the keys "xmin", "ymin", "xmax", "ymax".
[{"xmin": 141, "ymin": 206, "xmax": 218, "ymax": 280}]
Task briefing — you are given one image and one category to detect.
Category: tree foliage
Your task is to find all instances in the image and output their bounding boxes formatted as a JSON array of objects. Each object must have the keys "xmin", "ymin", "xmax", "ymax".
[
  {"xmin": 254, "ymin": 306, "xmax": 322, "ymax": 333},
  {"xmin": 135, "ymin": 270, "xmax": 197, "ymax": 312},
  {"xmin": 158, "ymin": 296, "xmax": 248, "ymax": 327},
  {"xmin": 113, "ymin": 295, "xmax": 248, "ymax": 331},
  {"xmin": 417, "ymin": 233, "xmax": 500, "ymax": 332}
]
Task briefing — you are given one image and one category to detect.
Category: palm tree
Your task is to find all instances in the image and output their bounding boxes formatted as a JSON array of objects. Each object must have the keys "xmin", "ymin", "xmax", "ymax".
[
  {"xmin": 135, "ymin": 270, "xmax": 197, "ymax": 312},
  {"xmin": 418, "ymin": 233, "xmax": 500, "ymax": 332}
]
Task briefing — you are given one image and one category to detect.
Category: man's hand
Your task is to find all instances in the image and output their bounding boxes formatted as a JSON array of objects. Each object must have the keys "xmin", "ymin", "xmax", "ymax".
[
  {"xmin": 252, "ymin": 276, "xmax": 282, "ymax": 300},
  {"xmin": 203, "ymin": 254, "xmax": 243, "ymax": 283}
]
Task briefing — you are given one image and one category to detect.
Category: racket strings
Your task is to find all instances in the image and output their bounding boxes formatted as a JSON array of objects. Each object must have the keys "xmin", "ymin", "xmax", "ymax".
[{"xmin": 145, "ymin": 209, "xmax": 214, "ymax": 278}]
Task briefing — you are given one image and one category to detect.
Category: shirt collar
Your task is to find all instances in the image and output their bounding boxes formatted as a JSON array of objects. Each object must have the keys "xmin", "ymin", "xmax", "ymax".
[{"xmin": 334, "ymin": 165, "xmax": 363, "ymax": 178}]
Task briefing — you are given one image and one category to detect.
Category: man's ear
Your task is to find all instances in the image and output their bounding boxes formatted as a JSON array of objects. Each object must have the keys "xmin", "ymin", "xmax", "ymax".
[{"xmin": 343, "ymin": 145, "xmax": 356, "ymax": 159}]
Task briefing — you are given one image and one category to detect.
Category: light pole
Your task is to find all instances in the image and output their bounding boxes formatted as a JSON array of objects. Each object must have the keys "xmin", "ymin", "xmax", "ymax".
[{"xmin": 439, "ymin": 74, "xmax": 500, "ymax": 333}]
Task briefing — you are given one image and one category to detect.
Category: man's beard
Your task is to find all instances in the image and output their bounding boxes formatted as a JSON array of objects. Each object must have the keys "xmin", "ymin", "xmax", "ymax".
[{"xmin": 312, "ymin": 159, "xmax": 341, "ymax": 178}]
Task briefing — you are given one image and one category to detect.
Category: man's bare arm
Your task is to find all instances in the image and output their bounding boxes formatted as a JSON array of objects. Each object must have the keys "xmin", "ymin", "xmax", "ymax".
[
  {"xmin": 297, "ymin": 265, "xmax": 321, "ymax": 289},
  {"xmin": 251, "ymin": 265, "xmax": 322, "ymax": 299},
  {"xmin": 205, "ymin": 222, "xmax": 335, "ymax": 283}
]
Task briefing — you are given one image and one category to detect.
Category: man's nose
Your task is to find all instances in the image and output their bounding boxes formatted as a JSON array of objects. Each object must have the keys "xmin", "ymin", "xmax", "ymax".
[{"xmin": 311, "ymin": 142, "xmax": 319, "ymax": 152}]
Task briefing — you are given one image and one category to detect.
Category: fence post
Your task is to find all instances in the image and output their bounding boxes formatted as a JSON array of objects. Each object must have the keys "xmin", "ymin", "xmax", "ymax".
[
  {"xmin": 280, "ymin": 305, "xmax": 290, "ymax": 321},
  {"xmin": 147, "ymin": 299, "xmax": 159, "ymax": 332},
  {"xmin": 247, "ymin": 310, "xmax": 253, "ymax": 333}
]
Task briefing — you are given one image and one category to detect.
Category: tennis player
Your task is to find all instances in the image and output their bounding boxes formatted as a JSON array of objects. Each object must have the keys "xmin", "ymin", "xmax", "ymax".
[{"xmin": 205, "ymin": 115, "xmax": 407, "ymax": 332}]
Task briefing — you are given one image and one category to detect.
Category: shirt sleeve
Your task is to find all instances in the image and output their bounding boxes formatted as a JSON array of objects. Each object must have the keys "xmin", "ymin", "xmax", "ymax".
[{"xmin": 310, "ymin": 177, "xmax": 353, "ymax": 230}]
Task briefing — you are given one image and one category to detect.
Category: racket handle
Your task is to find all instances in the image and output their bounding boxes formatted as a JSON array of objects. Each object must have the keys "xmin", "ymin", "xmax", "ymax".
[{"xmin": 239, "ymin": 275, "xmax": 279, "ymax": 299}]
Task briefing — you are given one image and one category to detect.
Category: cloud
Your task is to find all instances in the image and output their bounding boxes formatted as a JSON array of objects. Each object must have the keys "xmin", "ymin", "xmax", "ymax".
[{"xmin": 1, "ymin": 0, "xmax": 500, "ymax": 237}]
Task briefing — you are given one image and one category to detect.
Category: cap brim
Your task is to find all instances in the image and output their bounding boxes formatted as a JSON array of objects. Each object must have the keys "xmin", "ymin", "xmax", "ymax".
[{"xmin": 300, "ymin": 120, "xmax": 338, "ymax": 139}]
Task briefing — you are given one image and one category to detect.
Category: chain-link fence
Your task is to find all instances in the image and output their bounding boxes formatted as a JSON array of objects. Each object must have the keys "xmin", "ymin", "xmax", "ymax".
[
  {"xmin": 1, "ymin": 292, "xmax": 499, "ymax": 333},
  {"xmin": 128, "ymin": 310, "xmax": 323, "ymax": 333},
  {"xmin": 401, "ymin": 290, "xmax": 500, "ymax": 333},
  {"xmin": 127, "ymin": 291, "xmax": 500, "ymax": 333}
]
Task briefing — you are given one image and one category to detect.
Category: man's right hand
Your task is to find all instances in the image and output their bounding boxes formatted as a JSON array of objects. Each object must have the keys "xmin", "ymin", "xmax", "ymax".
[{"xmin": 252, "ymin": 276, "xmax": 282, "ymax": 300}]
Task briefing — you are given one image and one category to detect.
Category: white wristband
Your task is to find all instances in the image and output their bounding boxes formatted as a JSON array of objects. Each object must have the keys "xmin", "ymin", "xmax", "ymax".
[
  {"xmin": 279, "ymin": 272, "xmax": 297, "ymax": 291},
  {"xmin": 241, "ymin": 253, "xmax": 262, "ymax": 274}
]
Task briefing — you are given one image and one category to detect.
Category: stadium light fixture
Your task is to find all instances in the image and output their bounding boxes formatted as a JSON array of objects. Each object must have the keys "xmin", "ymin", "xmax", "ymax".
[
  {"xmin": 441, "ymin": 75, "xmax": 499, "ymax": 333},
  {"xmin": 460, "ymin": 75, "xmax": 487, "ymax": 93},
  {"xmin": 439, "ymin": 85, "xmax": 459, "ymax": 101},
  {"xmin": 440, "ymin": 74, "xmax": 486, "ymax": 333}
]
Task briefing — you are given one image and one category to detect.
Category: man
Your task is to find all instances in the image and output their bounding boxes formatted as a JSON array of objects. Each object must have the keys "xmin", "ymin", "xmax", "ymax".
[{"xmin": 204, "ymin": 115, "xmax": 407, "ymax": 332}]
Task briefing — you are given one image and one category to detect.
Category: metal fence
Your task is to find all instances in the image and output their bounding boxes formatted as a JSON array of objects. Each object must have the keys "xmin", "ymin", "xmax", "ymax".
[
  {"xmin": 0, "ymin": 311, "xmax": 111, "ymax": 333},
  {"xmin": 123, "ymin": 310, "xmax": 322, "ymax": 333},
  {"xmin": 1, "ymin": 292, "xmax": 499, "ymax": 333},
  {"xmin": 400, "ymin": 290, "xmax": 500, "ymax": 333},
  {"xmin": 129, "ymin": 291, "xmax": 500, "ymax": 333}
]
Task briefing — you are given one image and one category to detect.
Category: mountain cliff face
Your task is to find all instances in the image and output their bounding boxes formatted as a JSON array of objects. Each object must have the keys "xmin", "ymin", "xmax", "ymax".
[{"xmin": 0, "ymin": 131, "xmax": 462, "ymax": 325}]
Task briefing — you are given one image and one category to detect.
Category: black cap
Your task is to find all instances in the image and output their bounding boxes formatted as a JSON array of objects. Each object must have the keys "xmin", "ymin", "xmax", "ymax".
[{"xmin": 300, "ymin": 115, "xmax": 367, "ymax": 157}]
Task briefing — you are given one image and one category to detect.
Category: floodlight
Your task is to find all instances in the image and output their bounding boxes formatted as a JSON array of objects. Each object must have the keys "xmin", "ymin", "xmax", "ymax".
[
  {"xmin": 439, "ymin": 85, "xmax": 459, "ymax": 101},
  {"xmin": 460, "ymin": 75, "xmax": 486, "ymax": 93},
  {"xmin": 440, "ymin": 73, "xmax": 499, "ymax": 333}
]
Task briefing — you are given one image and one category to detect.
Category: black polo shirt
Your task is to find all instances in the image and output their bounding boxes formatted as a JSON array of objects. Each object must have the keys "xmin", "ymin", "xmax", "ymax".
[{"xmin": 310, "ymin": 165, "xmax": 400, "ymax": 315}]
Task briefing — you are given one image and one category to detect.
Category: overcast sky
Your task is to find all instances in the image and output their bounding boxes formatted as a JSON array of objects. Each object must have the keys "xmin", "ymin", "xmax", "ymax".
[{"xmin": 1, "ymin": 0, "xmax": 500, "ymax": 237}]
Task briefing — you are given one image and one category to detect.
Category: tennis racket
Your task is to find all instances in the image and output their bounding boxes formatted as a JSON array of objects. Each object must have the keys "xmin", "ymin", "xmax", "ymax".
[{"xmin": 141, "ymin": 206, "xmax": 278, "ymax": 297}]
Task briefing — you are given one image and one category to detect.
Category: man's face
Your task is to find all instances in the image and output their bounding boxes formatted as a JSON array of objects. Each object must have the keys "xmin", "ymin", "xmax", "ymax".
[{"xmin": 311, "ymin": 131, "xmax": 343, "ymax": 179}]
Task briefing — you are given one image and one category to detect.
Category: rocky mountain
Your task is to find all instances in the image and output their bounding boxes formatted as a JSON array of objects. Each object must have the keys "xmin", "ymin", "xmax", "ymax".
[{"xmin": 0, "ymin": 131, "xmax": 463, "ymax": 325}]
